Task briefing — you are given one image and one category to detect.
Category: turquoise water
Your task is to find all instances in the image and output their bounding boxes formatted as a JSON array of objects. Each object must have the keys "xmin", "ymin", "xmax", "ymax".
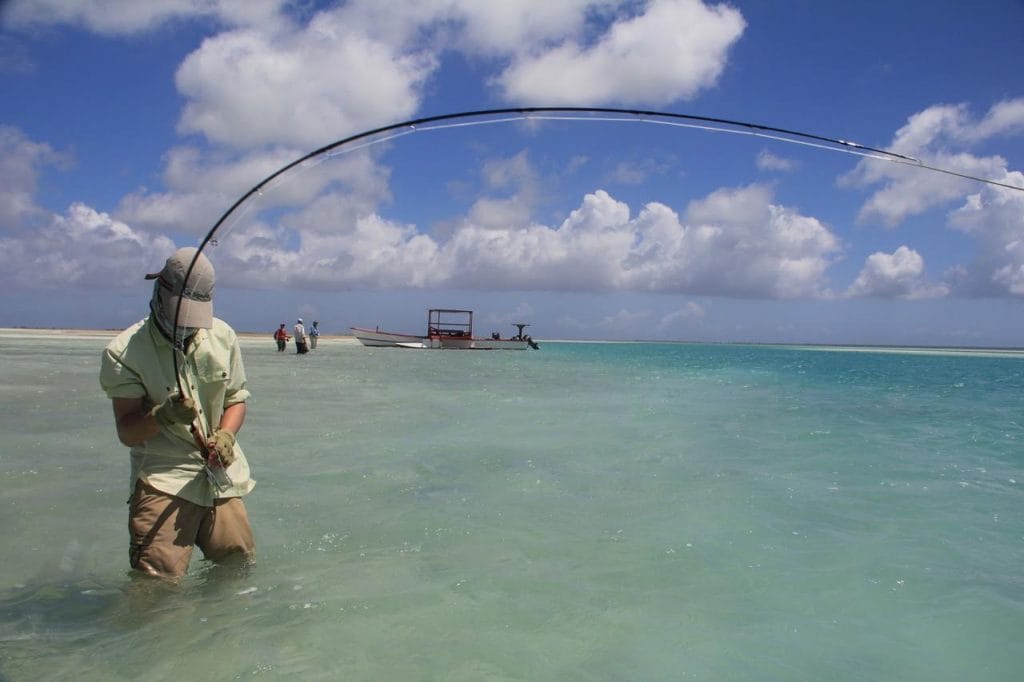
[{"xmin": 1, "ymin": 334, "xmax": 1022, "ymax": 680}]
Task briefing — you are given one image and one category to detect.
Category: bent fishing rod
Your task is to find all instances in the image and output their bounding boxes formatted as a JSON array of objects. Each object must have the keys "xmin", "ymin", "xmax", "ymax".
[{"xmin": 170, "ymin": 105, "xmax": 1024, "ymax": 390}]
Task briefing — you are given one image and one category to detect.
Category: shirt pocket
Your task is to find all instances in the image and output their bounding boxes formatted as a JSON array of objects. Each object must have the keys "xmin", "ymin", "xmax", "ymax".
[{"xmin": 194, "ymin": 349, "xmax": 231, "ymax": 387}]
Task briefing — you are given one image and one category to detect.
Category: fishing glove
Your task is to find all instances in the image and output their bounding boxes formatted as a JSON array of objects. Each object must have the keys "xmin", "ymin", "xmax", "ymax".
[
  {"xmin": 150, "ymin": 396, "xmax": 198, "ymax": 428},
  {"xmin": 207, "ymin": 429, "xmax": 237, "ymax": 468}
]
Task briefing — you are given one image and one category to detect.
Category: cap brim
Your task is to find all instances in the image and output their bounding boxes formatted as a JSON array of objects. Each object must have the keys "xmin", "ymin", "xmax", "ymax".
[{"xmin": 164, "ymin": 294, "xmax": 213, "ymax": 329}]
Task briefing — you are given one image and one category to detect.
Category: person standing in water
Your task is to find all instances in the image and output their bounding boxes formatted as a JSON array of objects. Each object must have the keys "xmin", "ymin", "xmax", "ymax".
[
  {"xmin": 309, "ymin": 320, "xmax": 320, "ymax": 349},
  {"xmin": 99, "ymin": 247, "xmax": 256, "ymax": 578},
  {"xmin": 273, "ymin": 323, "xmax": 289, "ymax": 352},
  {"xmin": 293, "ymin": 318, "xmax": 308, "ymax": 354}
]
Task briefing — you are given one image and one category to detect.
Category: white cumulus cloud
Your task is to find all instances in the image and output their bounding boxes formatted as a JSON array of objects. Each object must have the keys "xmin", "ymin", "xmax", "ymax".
[
  {"xmin": 0, "ymin": 129, "xmax": 847, "ymax": 302},
  {"xmin": 331, "ymin": 0, "xmax": 600, "ymax": 56},
  {"xmin": 756, "ymin": 149, "xmax": 797, "ymax": 172},
  {"xmin": 0, "ymin": 202, "xmax": 175, "ymax": 288},
  {"xmin": 0, "ymin": 126, "xmax": 69, "ymax": 230},
  {"xmin": 496, "ymin": 0, "xmax": 745, "ymax": 106},
  {"xmin": 116, "ymin": 145, "xmax": 392, "ymax": 238},
  {"xmin": 948, "ymin": 180, "xmax": 1024, "ymax": 296},
  {"xmin": 175, "ymin": 18, "xmax": 435, "ymax": 149},
  {"xmin": 203, "ymin": 182, "xmax": 841, "ymax": 300},
  {"xmin": 843, "ymin": 99, "xmax": 1024, "ymax": 226},
  {"xmin": 0, "ymin": 126, "xmax": 175, "ymax": 289},
  {"xmin": 845, "ymin": 246, "xmax": 948, "ymax": 299},
  {"xmin": 843, "ymin": 98, "xmax": 1024, "ymax": 297}
]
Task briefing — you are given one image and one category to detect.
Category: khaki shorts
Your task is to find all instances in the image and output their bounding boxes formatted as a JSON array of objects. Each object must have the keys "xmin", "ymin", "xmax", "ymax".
[{"xmin": 129, "ymin": 479, "xmax": 255, "ymax": 578}]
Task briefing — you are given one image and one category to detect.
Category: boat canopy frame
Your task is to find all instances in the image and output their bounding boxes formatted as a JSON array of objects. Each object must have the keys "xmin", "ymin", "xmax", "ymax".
[{"xmin": 428, "ymin": 308, "xmax": 473, "ymax": 338}]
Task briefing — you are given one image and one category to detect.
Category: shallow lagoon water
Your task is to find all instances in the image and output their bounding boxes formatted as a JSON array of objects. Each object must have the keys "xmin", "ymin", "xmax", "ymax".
[{"xmin": 1, "ymin": 334, "xmax": 1022, "ymax": 680}]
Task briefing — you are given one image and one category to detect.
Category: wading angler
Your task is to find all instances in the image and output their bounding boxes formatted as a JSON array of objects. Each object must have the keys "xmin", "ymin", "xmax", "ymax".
[{"xmin": 99, "ymin": 247, "xmax": 256, "ymax": 578}]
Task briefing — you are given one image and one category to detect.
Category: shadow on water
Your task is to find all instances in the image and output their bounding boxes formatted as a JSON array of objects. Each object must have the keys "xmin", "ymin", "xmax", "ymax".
[
  {"xmin": 0, "ymin": 561, "xmax": 255, "ymax": 680},
  {"xmin": 0, "ymin": 573, "xmax": 157, "ymax": 680}
]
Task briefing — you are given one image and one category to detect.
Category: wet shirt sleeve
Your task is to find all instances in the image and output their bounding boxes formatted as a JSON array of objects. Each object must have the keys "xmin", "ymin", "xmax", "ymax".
[
  {"xmin": 224, "ymin": 333, "xmax": 250, "ymax": 406},
  {"xmin": 99, "ymin": 338, "xmax": 147, "ymax": 400}
]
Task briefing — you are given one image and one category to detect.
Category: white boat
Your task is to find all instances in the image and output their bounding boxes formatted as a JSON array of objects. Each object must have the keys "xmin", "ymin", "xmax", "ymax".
[
  {"xmin": 349, "ymin": 326, "xmax": 427, "ymax": 348},
  {"xmin": 351, "ymin": 309, "xmax": 538, "ymax": 350}
]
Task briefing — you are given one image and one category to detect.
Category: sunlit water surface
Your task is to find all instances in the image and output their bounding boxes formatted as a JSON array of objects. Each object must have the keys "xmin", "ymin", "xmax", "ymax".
[{"xmin": 1, "ymin": 334, "xmax": 1022, "ymax": 680}]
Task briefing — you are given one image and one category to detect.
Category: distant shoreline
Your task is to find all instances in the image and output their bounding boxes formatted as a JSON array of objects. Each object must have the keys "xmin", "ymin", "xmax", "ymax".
[
  {"xmin": 1, "ymin": 327, "xmax": 1021, "ymax": 357},
  {"xmin": 0, "ymin": 327, "xmax": 356, "ymax": 341}
]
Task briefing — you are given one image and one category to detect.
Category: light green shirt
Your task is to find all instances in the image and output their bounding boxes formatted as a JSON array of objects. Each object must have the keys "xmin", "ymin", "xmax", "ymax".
[{"xmin": 100, "ymin": 316, "xmax": 255, "ymax": 506}]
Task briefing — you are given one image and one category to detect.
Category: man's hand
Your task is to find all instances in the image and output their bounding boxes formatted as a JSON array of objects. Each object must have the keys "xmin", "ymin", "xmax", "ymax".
[
  {"xmin": 207, "ymin": 429, "xmax": 236, "ymax": 468},
  {"xmin": 149, "ymin": 395, "xmax": 198, "ymax": 428}
]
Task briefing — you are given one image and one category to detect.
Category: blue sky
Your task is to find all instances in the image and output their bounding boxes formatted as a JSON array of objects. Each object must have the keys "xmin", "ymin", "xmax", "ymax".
[{"xmin": 1, "ymin": 0, "xmax": 1023, "ymax": 346}]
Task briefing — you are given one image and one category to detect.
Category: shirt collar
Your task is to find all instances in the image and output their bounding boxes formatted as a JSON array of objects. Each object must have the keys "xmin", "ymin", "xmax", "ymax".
[{"xmin": 145, "ymin": 315, "xmax": 207, "ymax": 353}]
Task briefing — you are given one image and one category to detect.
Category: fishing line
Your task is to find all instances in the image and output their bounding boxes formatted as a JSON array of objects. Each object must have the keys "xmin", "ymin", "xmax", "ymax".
[{"xmin": 170, "ymin": 106, "xmax": 1024, "ymax": 390}]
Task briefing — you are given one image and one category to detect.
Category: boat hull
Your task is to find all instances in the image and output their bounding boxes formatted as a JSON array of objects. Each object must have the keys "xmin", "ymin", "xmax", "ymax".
[
  {"xmin": 428, "ymin": 337, "xmax": 529, "ymax": 350},
  {"xmin": 350, "ymin": 327, "xmax": 427, "ymax": 348}
]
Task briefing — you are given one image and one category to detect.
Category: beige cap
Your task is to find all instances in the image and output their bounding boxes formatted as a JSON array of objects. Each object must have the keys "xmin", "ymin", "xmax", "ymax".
[{"xmin": 145, "ymin": 247, "xmax": 215, "ymax": 328}]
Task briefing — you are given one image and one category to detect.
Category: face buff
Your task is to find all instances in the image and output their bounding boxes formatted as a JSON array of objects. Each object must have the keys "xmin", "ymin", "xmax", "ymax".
[{"xmin": 149, "ymin": 280, "xmax": 198, "ymax": 346}]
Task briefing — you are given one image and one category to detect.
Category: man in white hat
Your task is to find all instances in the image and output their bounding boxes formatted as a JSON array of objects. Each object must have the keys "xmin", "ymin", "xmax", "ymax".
[
  {"xmin": 293, "ymin": 317, "xmax": 308, "ymax": 354},
  {"xmin": 99, "ymin": 247, "xmax": 256, "ymax": 578}
]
